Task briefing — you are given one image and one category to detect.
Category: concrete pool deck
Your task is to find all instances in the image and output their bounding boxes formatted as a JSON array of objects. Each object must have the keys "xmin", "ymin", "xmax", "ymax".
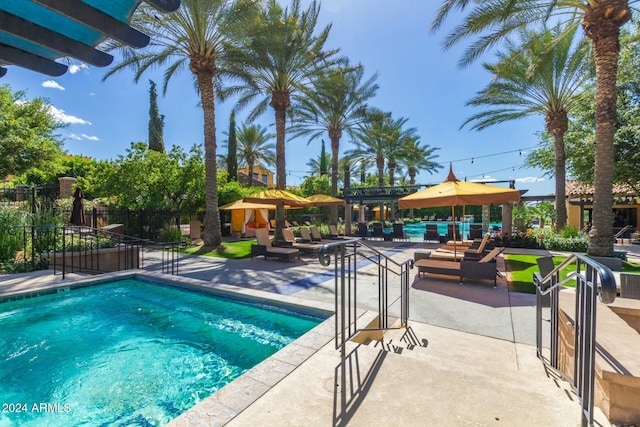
[{"xmin": 3, "ymin": 240, "xmax": 636, "ymax": 425}]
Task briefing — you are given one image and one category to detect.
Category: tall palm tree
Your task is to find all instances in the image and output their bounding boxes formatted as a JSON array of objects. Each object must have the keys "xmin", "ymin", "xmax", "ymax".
[
  {"xmin": 104, "ymin": 0, "xmax": 258, "ymax": 247},
  {"xmin": 402, "ymin": 139, "xmax": 442, "ymax": 219},
  {"xmin": 290, "ymin": 64, "xmax": 379, "ymax": 222},
  {"xmin": 431, "ymin": 0, "xmax": 635, "ymax": 257},
  {"xmin": 234, "ymin": 123, "xmax": 276, "ymax": 186},
  {"xmin": 224, "ymin": 0, "xmax": 339, "ymax": 242},
  {"xmin": 347, "ymin": 113, "xmax": 419, "ymax": 220},
  {"xmin": 461, "ymin": 26, "xmax": 592, "ymax": 231}
]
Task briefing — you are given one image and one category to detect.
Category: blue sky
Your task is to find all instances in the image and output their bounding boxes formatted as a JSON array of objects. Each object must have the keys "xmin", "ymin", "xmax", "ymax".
[{"xmin": 2, "ymin": 0, "xmax": 553, "ymax": 196}]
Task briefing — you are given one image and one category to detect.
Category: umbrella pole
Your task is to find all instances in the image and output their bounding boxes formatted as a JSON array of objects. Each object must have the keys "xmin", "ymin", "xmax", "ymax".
[{"xmin": 452, "ymin": 205, "xmax": 457, "ymax": 260}]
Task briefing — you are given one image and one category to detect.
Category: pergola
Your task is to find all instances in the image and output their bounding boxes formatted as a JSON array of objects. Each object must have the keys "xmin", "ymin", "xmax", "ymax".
[{"xmin": 0, "ymin": 0, "xmax": 180, "ymax": 77}]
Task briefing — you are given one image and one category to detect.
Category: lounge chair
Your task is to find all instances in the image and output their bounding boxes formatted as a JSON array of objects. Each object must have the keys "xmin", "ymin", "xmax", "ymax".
[
  {"xmin": 392, "ymin": 223, "xmax": 409, "ymax": 242},
  {"xmin": 414, "ymin": 247, "xmax": 504, "ymax": 287},
  {"xmin": 299, "ymin": 227, "xmax": 314, "ymax": 243},
  {"xmin": 310, "ymin": 225, "xmax": 323, "ymax": 242},
  {"xmin": 328, "ymin": 224, "xmax": 344, "ymax": 239},
  {"xmin": 251, "ymin": 228, "xmax": 299, "ymax": 261},
  {"xmin": 269, "ymin": 219, "xmax": 276, "ymax": 229},
  {"xmin": 281, "ymin": 228, "xmax": 319, "ymax": 255},
  {"xmin": 462, "ymin": 233, "xmax": 491, "ymax": 259}
]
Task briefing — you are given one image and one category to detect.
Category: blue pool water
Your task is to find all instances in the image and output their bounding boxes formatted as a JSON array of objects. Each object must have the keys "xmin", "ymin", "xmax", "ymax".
[
  {"xmin": 0, "ymin": 278, "xmax": 323, "ymax": 426},
  {"xmin": 399, "ymin": 222, "xmax": 502, "ymax": 240}
]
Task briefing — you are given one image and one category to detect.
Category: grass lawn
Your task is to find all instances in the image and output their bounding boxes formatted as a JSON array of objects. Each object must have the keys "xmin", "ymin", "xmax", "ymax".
[
  {"xmin": 181, "ymin": 240, "xmax": 254, "ymax": 259},
  {"xmin": 504, "ymin": 253, "xmax": 640, "ymax": 294}
]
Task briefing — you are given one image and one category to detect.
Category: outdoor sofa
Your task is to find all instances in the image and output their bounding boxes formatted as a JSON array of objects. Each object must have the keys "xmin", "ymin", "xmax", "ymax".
[{"xmin": 414, "ymin": 247, "xmax": 503, "ymax": 287}]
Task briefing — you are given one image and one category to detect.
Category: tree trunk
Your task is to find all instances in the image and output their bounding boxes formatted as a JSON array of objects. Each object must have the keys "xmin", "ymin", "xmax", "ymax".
[
  {"xmin": 271, "ymin": 91, "xmax": 290, "ymax": 244},
  {"xmin": 546, "ymin": 110, "xmax": 568, "ymax": 231},
  {"xmin": 329, "ymin": 129, "xmax": 341, "ymax": 224},
  {"xmin": 583, "ymin": 5, "xmax": 629, "ymax": 256},
  {"xmin": 553, "ymin": 131, "xmax": 567, "ymax": 231},
  {"xmin": 388, "ymin": 159, "xmax": 396, "ymax": 221},
  {"xmin": 196, "ymin": 71, "xmax": 221, "ymax": 248}
]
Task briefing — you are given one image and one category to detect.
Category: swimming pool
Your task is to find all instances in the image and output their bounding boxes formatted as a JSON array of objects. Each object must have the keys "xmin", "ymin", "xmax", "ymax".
[
  {"xmin": 0, "ymin": 277, "xmax": 327, "ymax": 426},
  {"xmin": 401, "ymin": 222, "xmax": 502, "ymax": 240}
]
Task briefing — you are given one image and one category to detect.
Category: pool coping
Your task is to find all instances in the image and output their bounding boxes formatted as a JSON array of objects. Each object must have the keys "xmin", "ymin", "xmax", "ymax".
[{"xmin": 1, "ymin": 269, "xmax": 337, "ymax": 426}]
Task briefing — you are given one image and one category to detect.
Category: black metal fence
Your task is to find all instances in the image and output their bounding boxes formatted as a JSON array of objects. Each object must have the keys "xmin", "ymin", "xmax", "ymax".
[
  {"xmin": 81, "ymin": 208, "xmax": 205, "ymax": 240},
  {"xmin": 0, "ymin": 184, "xmax": 60, "ymax": 211},
  {"xmin": 8, "ymin": 225, "xmax": 185, "ymax": 278}
]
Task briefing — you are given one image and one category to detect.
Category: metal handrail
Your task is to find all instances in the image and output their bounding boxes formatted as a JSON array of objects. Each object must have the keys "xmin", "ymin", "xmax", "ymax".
[
  {"xmin": 9, "ymin": 225, "xmax": 185, "ymax": 278},
  {"xmin": 319, "ymin": 238, "xmax": 413, "ymax": 358},
  {"xmin": 533, "ymin": 253, "xmax": 616, "ymax": 426},
  {"xmin": 614, "ymin": 224, "xmax": 635, "ymax": 244}
]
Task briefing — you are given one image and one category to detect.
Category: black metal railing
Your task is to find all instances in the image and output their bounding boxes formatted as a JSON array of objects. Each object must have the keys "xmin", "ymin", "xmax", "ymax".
[
  {"xmin": 533, "ymin": 254, "xmax": 617, "ymax": 426},
  {"xmin": 8, "ymin": 225, "xmax": 185, "ymax": 279},
  {"xmin": 614, "ymin": 224, "xmax": 635, "ymax": 244},
  {"xmin": 319, "ymin": 238, "xmax": 413, "ymax": 358}
]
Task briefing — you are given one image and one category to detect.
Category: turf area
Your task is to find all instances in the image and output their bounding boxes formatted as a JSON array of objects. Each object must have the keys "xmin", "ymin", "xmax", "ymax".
[
  {"xmin": 182, "ymin": 240, "xmax": 254, "ymax": 259},
  {"xmin": 504, "ymin": 253, "xmax": 640, "ymax": 294}
]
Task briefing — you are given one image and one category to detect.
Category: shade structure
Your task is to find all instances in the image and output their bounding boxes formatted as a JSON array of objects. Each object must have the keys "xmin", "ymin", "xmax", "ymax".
[
  {"xmin": 399, "ymin": 165, "xmax": 520, "ymax": 259},
  {"xmin": 0, "ymin": 0, "xmax": 180, "ymax": 77},
  {"xmin": 243, "ymin": 189, "xmax": 311, "ymax": 207},
  {"xmin": 398, "ymin": 167, "xmax": 521, "ymax": 209},
  {"xmin": 306, "ymin": 194, "xmax": 346, "ymax": 207}
]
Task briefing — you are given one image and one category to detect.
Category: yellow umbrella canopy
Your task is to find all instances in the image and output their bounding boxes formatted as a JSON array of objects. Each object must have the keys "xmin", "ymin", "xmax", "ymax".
[
  {"xmin": 398, "ymin": 166, "xmax": 521, "ymax": 209},
  {"xmin": 219, "ymin": 200, "xmax": 277, "ymax": 210},
  {"xmin": 243, "ymin": 189, "xmax": 311, "ymax": 207},
  {"xmin": 306, "ymin": 194, "xmax": 346, "ymax": 207}
]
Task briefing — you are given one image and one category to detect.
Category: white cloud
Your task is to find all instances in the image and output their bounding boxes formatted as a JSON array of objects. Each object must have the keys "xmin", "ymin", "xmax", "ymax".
[
  {"xmin": 48, "ymin": 105, "xmax": 92, "ymax": 125},
  {"xmin": 470, "ymin": 176, "xmax": 497, "ymax": 183},
  {"xmin": 67, "ymin": 133, "xmax": 99, "ymax": 141},
  {"xmin": 68, "ymin": 63, "xmax": 89, "ymax": 74},
  {"xmin": 516, "ymin": 176, "xmax": 545, "ymax": 183},
  {"xmin": 41, "ymin": 80, "xmax": 65, "ymax": 91},
  {"xmin": 80, "ymin": 134, "xmax": 100, "ymax": 141}
]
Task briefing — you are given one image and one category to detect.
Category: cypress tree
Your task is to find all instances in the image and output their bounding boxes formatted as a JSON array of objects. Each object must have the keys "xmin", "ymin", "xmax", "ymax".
[
  {"xmin": 320, "ymin": 139, "xmax": 328, "ymax": 176},
  {"xmin": 148, "ymin": 80, "xmax": 165, "ymax": 153},
  {"xmin": 227, "ymin": 112, "xmax": 238, "ymax": 181}
]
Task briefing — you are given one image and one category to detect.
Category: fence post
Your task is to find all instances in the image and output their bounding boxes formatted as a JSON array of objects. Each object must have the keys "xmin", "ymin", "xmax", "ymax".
[{"xmin": 92, "ymin": 207, "xmax": 98, "ymax": 229}]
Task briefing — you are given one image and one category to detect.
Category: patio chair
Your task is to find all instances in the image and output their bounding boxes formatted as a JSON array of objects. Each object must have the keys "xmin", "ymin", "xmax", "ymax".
[
  {"xmin": 355, "ymin": 222, "xmax": 369, "ymax": 238},
  {"xmin": 251, "ymin": 228, "xmax": 299, "ymax": 261},
  {"xmin": 392, "ymin": 223, "xmax": 409, "ymax": 242},
  {"xmin": 461, "ymin": 233, "xmax": 491, "ymax": 259},
  {"xmin": 371, "ymin": 222, "xmax": 385, "ymax": 240},
  {"xmin": 469, "ymin": 224, "xmax": 483, "ymax": 240},
  {"xmin": 415, "ymin": 247, "xmax": 503, "ymax": 287},
  {"xmin": 281, "ymin": 228, "xmax": 319, "ymax": 255},
  {"xmin": 299, "ymin": 227, "xmax": 314, "ymax": 243},
  {"xmin": 424, "ymin": 224, "xmax": 440, "ymax": 243},
  {"xmin": 447, "ymin": 223, "xmax": 461, "ymax": 241},
  {"xmin": 620, "ymin": 273, "xmax": 640, "ymax": 300}
]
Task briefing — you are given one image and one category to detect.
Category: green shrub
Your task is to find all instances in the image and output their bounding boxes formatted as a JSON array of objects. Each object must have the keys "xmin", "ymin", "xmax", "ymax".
[
  {"xmin": 159, "ymin": 226, "xmax": 186, "ymax": 243},
  {"xmin": 560, "ymin": 226, "xmax": 579, "ymax": 238}
]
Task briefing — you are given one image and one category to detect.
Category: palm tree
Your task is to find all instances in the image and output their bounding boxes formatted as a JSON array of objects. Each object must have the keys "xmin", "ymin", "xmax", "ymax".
[
  {"xmin": 224, "ymin": 0, "xmax": 339, "ymax": 242},
  {"xmin": 234, "ymin": 123, "xmax": 276, "ymax": 186},
  {"xmin": 402, "ymin": 139, "xmax": 442, "ymax": 219},
  {"xmin": 104, "ymin": 0, "xmax": 258, "ymax": 247},
  {"xmin": 431, "ymin": 0, "xmax": 635, "ymax": 257},
  {"xmin": 290, "ymin": 64, "xmax": 379, "ymax": 221},
  {"xmin": 461, "ymin": 26, "xmax": 592, "ymax": 231},
  {"xmin": 347, "ymin": 112, "xmax": 418, "ymax": 220}
]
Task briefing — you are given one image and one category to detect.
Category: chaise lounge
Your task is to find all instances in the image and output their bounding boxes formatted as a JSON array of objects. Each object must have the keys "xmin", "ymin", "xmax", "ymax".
[
  {"xmin": 281, "ymin": 228, "xmax": 320, "ymax": 255},
  {"xmin": 251, "ymin": 228, "xmax": 300, "ymax": 261},
  {"xmin": 414, "ymin": 247, "xmax": 504, "ymax": 287}
]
